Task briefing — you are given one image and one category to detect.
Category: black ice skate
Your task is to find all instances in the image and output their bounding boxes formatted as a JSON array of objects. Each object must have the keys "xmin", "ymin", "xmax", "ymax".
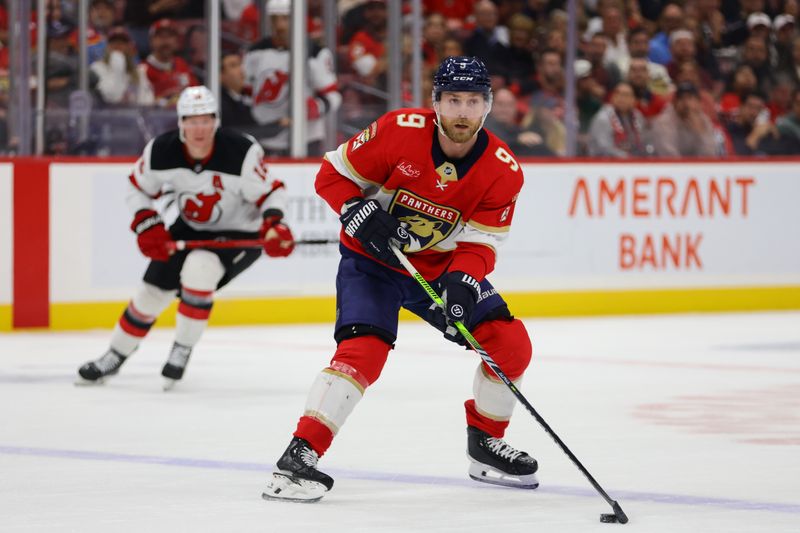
[
  {"xmin": 467, "ymin": 425, "xmax": 539, "ymax": 489},
  {"xmin": 262, "ymin": 437, "xmax": 334, "ymax": 503},
  {"xmin": 75, "ymin": 349, "xmax": 127, "ymax": 385},
  {"xmin": 161, "ymin": 342, "xmax": 192, "ymax": 390}
]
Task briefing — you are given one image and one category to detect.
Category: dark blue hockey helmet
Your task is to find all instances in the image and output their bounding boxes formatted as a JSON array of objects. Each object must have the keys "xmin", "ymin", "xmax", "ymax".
[{"xmin": 432, "ymin": 56, "xmax": 492, "ymax": 101}]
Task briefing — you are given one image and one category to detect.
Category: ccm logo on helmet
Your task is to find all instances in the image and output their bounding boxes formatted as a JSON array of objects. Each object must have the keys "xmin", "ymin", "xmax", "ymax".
[{"xmin": 451, "ymin": 76, "xmax": 475, "ymax": 81}]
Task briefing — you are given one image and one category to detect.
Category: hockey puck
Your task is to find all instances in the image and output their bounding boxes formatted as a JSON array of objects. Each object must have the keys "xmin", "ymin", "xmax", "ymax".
[{"xmin": 600, "ymin": 514, "xmax": 618, "ymax": 523}]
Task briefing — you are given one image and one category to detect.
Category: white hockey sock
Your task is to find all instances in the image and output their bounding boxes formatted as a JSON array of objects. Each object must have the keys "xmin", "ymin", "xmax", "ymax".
[
  {"xmin": 175, "ymin": 313, "xmax": 208, "ymax": 347},
  {"xmin": 110, "ymin": 283, "xmax": 175, "ymax": 356},
  {"xmin": 109, "ymin": 323, "xmax": 144, "ymax": 357},
  {"xmin": 175, "ymin": 288, "xmax": 214, "ymax": 347},
  {"xmin": 473, "ymin": 363, "xmax": 523, "ymax": 422}
]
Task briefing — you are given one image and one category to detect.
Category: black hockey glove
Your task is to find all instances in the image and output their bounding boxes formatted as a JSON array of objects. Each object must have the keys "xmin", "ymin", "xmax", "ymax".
[
  {"xmin": 340, "ymin": 198, "xmax": 410, "ymax": 268},
  {"xmin": 428, "ymin": 271, "xmax": 481, "ymax": 345}
]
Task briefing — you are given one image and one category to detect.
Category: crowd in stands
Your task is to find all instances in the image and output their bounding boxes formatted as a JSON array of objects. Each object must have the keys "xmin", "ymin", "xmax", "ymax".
[{"xmin": 1, "ymin": 0, "xmax": 799, "ymax": 157}]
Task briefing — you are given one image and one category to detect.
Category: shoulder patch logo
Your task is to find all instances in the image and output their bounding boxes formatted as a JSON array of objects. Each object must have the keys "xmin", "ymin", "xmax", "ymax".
[
  {"xmin": 499, "ymin": 205, "xmax": 511, "ymax": 223},
  {"xmin": 350, "ymin": 121, "xmax": 378, "ymax": 152}
]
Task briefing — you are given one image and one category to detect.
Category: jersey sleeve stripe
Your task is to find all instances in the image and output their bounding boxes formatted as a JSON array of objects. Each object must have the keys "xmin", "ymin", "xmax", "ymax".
[
  {"xmin": 317, "ymin": 82, "xmax": 338, "ymax": 94},
  {"xmin": 458, "ymin": 224, "xmax": 506, "ymax": 249},
  {"xmin": 128, "ymin": 173, "xmax": 162, "ymax": 199},
  {"xmin": 467, "ymin": 219, "xmax": 511, "ymax": 233},
  {"xmin": 327, "ymin": 144, "xmax": 382, "ymax": 189}
]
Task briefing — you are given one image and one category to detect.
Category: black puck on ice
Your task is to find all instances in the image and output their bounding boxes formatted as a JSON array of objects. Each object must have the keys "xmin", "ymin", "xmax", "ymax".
[{"xmin": 600, "ymin": 513, "xmax": 619, "ymax": 523}]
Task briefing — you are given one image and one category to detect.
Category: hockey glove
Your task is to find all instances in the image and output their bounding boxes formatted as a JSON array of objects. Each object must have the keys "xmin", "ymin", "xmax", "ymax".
[
  {"xmin": 339, "ymin": 198, "xmax": 410, "ymax": 268},
  {"xmin": 131, "ymin": 209, "xmax": 171, "ymax": 262},
  {"xmin": 260, "ymin": 211, "xmax": 295, "ymax": 258},
  {"xmin": 306, "ymin": 96, "xmax": 325, "ymax": 120},
  {"xmin": 428, "ymin": 271, "xmax": 481, "ymax": 344}
]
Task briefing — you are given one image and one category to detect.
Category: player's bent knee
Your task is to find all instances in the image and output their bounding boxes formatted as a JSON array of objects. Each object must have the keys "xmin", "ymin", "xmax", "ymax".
[
  {"xmin": 180, "ymin": 250, "xmax": 225, "ymax": 291},
  {"xmin": 331, "ymin": 335, "xmax": 391, "ymax": 385},
  {"xmin": 472, "ymin": 318, "xmax": 532, "ymax": 380},
  {"xmin": 132, "ymin": 283, "xmax": 177, "ymax": 316}
]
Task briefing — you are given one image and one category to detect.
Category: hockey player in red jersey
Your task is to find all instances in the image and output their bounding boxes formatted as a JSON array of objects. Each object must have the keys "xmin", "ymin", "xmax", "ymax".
[
  {"xmin": 263, "ymin": 56, "xmax": 537, "ymax": 502},
  {"xmin": 77, "ymin": 86, "xmax": 295, "ymax": 390}
]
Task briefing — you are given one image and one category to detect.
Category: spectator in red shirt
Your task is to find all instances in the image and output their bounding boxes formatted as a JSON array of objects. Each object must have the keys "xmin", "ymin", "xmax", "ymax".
[
  {"xmin": 348, "ymin": 0, "xmax": 387, "ymax": 87},
  {"xmin": 424, "ymin": 0, "xmax": 476, "ymax": 30},
  {"xmin": 139, "ymin": 18, "xmax": 198, "ymax": 108},
  {"xmin": 422, "ymin": 12, "xmax": 448, "ymax": 71},
  {"xmin": 627, "ymin": 57, "xmax": 668, "ymax": 120},
  {"xmin": 719, "ymin": 63, "xmax": 759, "ymax": 122}
]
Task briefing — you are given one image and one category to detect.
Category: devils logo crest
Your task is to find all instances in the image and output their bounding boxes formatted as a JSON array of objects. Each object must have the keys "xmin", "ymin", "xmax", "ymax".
[
  {"xmin": 254, "ymin": 69, "xmax": 290, "ymax": 105},
  {"xmin": 180, "ymin": 191, "xmax": 222, "ymax": 224}
]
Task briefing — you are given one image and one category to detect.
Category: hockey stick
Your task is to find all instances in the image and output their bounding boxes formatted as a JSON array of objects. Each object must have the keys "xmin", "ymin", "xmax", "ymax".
[
  {"xmin": 390, "ymin": 245, "xmax": 628, "ymax": 524},
  {"xmin": 167, "ymin": 238, "xmax": 338, "ymax": 253}
]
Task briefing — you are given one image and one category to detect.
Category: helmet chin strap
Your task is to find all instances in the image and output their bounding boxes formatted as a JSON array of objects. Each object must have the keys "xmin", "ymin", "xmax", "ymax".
[{"xmin": 432, "ymin": 95, "xmax": 493, "ymax": 143}]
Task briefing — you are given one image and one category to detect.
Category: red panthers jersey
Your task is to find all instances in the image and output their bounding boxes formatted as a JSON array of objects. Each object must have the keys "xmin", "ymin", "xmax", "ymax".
[{"xmin": 317, "ymin": 108, "xmax": 524, "ymax": 281}]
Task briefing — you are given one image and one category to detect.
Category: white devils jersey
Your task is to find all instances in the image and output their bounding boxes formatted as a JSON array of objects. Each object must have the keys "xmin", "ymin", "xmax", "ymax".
[
  {"xmin": 243, "ymin": 38, "xmax": 339, "ymax": 150},
  {"xmin": 126, "ymin": 128, "xmax": 286, "ymax": 232}
]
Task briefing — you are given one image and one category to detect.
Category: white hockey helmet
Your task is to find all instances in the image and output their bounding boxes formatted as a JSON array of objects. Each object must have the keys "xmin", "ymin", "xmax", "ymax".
[
  {"xmin": 177, "ymin": 86, "xmax": 220, "ymax": 141},
  {"xmin": 267, "ymin": 0, "xmax": 291, "ymax": 16},
  {"xmin": 177, "ymin": 85, "xmax": 218, "ymax": 119}
]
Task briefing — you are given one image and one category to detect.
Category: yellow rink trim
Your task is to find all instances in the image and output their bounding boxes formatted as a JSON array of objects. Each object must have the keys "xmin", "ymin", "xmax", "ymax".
[
  {"xmin": 0, "ymin": 305, "xmax": 11, "ymax": 331},
  {"xmin": 1, "ymin": 286, "xmax": 798, "ymax": 331},
  {"xmin": 504, "ymin": 285, "xmax": 800, "ymax": 317}
]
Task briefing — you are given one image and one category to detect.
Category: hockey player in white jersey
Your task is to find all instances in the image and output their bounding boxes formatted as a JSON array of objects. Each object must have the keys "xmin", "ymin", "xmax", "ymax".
[
  {"xmin": 243, "ymin": 0, "xmax": 341, "ymax": 155},
  {"xmin": 77, "ymin": 85, "xmax": 295, "ymax": 389}
]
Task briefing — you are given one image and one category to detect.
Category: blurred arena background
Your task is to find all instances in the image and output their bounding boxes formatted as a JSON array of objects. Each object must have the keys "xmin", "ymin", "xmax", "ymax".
[{"xmin": 1, "ymin": 0, "xmax": 799, "ymax": 330}]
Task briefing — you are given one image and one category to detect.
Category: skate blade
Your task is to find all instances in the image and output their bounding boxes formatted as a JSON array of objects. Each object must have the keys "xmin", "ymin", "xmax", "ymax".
[
  {"xmin": 74, "ymin": 376, "xmax": 108, "ymax": 387},
  {"xmin": 468, "ymin": 461, "xmax": 539, "ymax": 489},
  {"xmin": 162, "ymin": 378, "xmax": 179, "ymax": 391},
  {"xmin": 262, "ymin": 472, "xmax": 327, "ymax": 503}
]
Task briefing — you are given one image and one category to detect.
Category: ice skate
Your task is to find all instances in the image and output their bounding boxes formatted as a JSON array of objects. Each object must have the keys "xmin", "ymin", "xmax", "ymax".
[
  {"xmin": 262, "ymin": 437, "xmax": 334, "ymax": 503},
  {"xmin": 75, "ymin": 349, "xmax": 127, "ymax": 385},
  {"xmin": 467, "ymin": 425, "xmax": 539, "ymax": 489},
  {"xmin": 161, "ymin": 342, "xmax": 192, "ymax": 390}
]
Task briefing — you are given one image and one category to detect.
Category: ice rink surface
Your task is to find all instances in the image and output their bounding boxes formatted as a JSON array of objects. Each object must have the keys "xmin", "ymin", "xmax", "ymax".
[{"xmin": 1, "ymin": 312, "xmax": 799, "ymax": 532}]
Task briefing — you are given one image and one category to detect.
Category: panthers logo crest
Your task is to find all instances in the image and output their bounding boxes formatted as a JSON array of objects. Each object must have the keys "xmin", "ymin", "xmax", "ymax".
[{"xmin": 390, "ymin": 190, "xmax": 460, "ymax": 251}]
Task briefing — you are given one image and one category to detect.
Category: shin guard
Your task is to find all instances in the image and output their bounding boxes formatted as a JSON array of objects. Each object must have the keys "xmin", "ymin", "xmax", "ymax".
[
  {"xmin": 176, "ymin": 250, "xmax": 223, "ymax": 347},
  {"xmin": 465, "ymin": 318, "xmax": 532, "ymax": 437},
  {"xmin": 295, "ymin": 336, "xmax": 391, "ymax": 456}
]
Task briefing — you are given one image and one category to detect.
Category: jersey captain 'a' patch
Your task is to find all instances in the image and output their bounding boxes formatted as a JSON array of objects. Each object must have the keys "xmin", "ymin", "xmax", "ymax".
[
  {"xmin": 389, "ymin": 189, "xmax": 461, "ymax": 251},
  {"xmin": 350, "ymin": 121, "xmax": 378, "ymax": 152}
]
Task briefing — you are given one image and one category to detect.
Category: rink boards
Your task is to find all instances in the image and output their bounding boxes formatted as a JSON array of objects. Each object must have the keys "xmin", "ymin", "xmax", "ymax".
[{"xmin": 2, "ymin": 158, "xmax": 799, "ymax": 330}]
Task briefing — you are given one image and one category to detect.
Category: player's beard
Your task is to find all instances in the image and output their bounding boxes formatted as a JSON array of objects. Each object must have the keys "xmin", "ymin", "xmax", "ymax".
[{"xmin": 439, "ymin": 115, "xmax": 482, "ymax": 143}]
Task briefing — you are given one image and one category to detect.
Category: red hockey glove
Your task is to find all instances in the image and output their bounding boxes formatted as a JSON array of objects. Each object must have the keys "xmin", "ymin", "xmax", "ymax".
[
  {"xmin": 260, "ymin": 215, "xmax": 295, "ymax": 258},
  {"xmin": 306, "ymin": 96, "xmax": 324, "ymax": 120},
  {"xmin": 130, "ymin": 209, "xmax": 171, "ymax": 262}
]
